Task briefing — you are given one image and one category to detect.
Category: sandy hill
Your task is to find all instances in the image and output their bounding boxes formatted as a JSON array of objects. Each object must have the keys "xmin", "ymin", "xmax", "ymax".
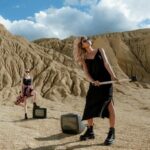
[
  {"xmin": 0, "ymin": 24, "xmax": 88, "ymax": 103},
  {"xmin": 34, "ymin": 29, "xmax": 150, "ymax": 83},
  {"xmin": 0, "ymin": 24, "xmax": 150, "ymax": 150}
]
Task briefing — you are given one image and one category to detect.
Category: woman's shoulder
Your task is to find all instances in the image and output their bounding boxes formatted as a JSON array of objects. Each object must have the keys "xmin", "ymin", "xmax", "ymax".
[
  {"xmin": 97, "ymin": 48, "xmax": 106, "ymax": 55},
  {"xmin": 23, "ymin": 76, "xmax": 32, "ymax": 80},
  {"xmin": 97, "ymin": 48, "xmax": 104, "ymax": 52}
]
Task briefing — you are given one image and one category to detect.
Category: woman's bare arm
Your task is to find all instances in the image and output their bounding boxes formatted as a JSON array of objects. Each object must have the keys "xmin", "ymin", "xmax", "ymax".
[{"xmin": 99, "ymin": 48, "xmax": 117, "ymax": 79}]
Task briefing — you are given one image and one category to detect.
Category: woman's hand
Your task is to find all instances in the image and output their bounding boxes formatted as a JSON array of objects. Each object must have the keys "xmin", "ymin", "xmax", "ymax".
[
  {"xmin": 92, "ymin": 80, "xmax": 101, "ymax": 86},
  {"xmin": 111, "ymin": 76, "xmax": 120, "ymax": 83},
  {"xmin": 111, "ymin": 75, "xmax": 117, "ymax": 81}
]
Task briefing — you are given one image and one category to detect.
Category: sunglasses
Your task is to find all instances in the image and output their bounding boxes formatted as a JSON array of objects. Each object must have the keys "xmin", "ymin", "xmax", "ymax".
[
  {"xmin": 25, "ymin": 71, "xmax": 30, "ymax": 73},
  {"xmin": 82, "ymin": 39, "xmax": 88, "ymax": 43}
]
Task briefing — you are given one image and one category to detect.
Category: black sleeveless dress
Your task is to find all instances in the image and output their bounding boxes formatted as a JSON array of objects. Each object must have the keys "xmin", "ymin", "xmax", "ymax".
[
  {"xmin": 23, "ymin": 78, "xmax": 33, "ymax": 97},
  {"xmin": 82, "ymin": 49, "xmax": 113, "ymax": 120}
]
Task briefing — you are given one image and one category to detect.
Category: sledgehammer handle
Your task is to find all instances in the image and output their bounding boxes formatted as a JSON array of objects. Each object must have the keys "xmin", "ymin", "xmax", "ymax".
[
  {"xmin": 99, "ymin": 76, "xmax": 137, "ymax": 85},
  {"xmin": 100, "ymin": 79, "xmax": 131, "ymax": 85}
]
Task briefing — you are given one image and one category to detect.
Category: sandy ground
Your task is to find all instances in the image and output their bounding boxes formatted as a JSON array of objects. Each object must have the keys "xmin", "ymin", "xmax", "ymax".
[{"xmin": 0, "ymin": 83, "xmax": 150, "ymax": 150}]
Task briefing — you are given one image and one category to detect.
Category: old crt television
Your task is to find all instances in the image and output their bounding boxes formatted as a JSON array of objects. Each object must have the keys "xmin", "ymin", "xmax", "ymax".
[
  {"xmin": 61, "ymin": 113, "xmax": 85, "ymax": 134},
  {"xmin": 33, "ymin": 108, "xmax": 47, "ymax": 119}
]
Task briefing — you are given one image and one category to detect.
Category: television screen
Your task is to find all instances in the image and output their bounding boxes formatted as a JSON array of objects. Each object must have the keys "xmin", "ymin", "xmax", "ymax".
[
  {"xmin": 61, "ymin": 113, "xmax": 85, "ymax": 134},
  {"xmin": 61, "ymin": 116, "xmax": 78, "ymax": 131},
  {"xmin": 33, "ymin": 108, "xmax": 47, "ymax": 119},
  {"xmin": 35, "ymin": 109, "xmax": 45, "ymax": 117}
]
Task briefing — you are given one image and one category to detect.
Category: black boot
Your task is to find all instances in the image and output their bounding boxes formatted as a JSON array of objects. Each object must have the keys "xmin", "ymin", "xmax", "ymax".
[
  {"xmin": 33, "ymin": 102, "xmax": 40, "ymax": 109},
  {"xmin": 80, "ymin": 126, "xmax": 95, "ymax": 141},
  {"xmin": 24, "ymin": 113, "xmax": 28, "ymax": 120},
  {"xmin": 104, "ymin": 127, "xmax": 115, "ymax": 145}
]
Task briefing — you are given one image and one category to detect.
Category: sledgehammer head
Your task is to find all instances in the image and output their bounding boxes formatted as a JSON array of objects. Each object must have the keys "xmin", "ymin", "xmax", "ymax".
[{"xmin": 130, "ymin": 76, "xmax": 137, "ymax": 82}]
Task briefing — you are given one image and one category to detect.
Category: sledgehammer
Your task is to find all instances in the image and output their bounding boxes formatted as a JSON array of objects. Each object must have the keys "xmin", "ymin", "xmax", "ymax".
[{"xmin": 98, "ymin": 76, "xmax": 137, "ymax": 85}]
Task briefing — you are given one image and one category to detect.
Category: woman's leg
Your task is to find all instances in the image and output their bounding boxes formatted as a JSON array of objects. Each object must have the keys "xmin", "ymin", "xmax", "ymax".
[
  {"xmin": 31, "ymin": 90, "xmax": 39, "ymax": 108},
  {"xmin": 108, "ymin": 101, "xmax": 115, "ymax": 127},
  {"xmin": 31, "ymin": 90, "xmax": 36, "ymax": 103},
  {"xmin": 87, "ymin": 118, "xmax": 94, "ymax": 126},
  {"xmin": 80, "ymin": 118, "xmax": 95, "ymax": 141},
  {"xmin": 24, "ymin": 98, "xmax": 27, "ymax": 114},
  {"xmin": 18, "ymin": 103, "xmax": 25, "ymax": 107},
  {"xmin": 104, "ymin": 101, "xmax": 115, "ymax": 145},
  {"xmin": 24, "ymin": 98, "xmax": 28, "ymax": 120}
]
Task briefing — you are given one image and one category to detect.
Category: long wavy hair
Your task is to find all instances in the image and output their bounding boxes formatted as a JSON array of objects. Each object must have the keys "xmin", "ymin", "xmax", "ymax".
[{"xmin": 73, "ymin": 36, "xmax": 88, "ymax": 65}]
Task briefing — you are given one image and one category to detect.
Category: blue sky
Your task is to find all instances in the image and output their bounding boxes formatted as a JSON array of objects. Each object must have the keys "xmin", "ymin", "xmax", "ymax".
[
  {"xmin": 0, "ymin": 0, "xmax": 63, "ymax": 20},
  {"xmin": 0, "ymin": 0, "xmax": 150, "ymax": 40}
]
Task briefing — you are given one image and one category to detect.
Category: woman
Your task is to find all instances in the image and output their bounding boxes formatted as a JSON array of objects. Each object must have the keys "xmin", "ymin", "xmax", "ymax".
[
  {"xmin": 15, "ymin": 69, "xmax": 39, "ymax": 120},
  {"xmin": 73, "ymin": 36, "xmax": 117, "ymax": 145}
]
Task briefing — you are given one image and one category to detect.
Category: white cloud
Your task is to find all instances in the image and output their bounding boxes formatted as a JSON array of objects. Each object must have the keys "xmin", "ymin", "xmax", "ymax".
[
  {"xmin": 99, "ymin": 0, "xmax": 150, "ymax": 23},
  {"xmin": 0, "ymin": 15, "xmax": 51, "ymax": 40},
  {"xmin": 99, "ymin": 0, "xmax": 130, "ymax": 18},
  {"xmin": 0, "ymin": 7, "xmax": 92, "ymax": 40},
  {"xmin": 64, "ymin": 0, "xmax": 99, "ymax": 6},
  {"xmin": 0, "ymin": 0, "xmax": 149, "ymax": 40},
  {"xmin": 124, "ymin": 0, "xmax": 150, "ymax": 21}
]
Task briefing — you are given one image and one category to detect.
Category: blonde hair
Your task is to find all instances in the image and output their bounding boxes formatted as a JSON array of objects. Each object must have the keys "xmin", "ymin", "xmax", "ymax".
[{"xmin": 73, "ymin": 36, "xmax": 88, "ymax": 65}]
